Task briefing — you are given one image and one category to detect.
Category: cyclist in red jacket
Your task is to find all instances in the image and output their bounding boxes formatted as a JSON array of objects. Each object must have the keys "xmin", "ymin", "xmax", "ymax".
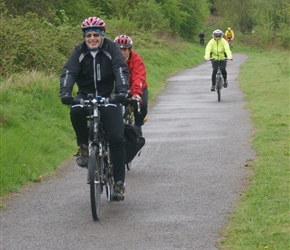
[{"xmin": 114, "ymin": 35, "xmax": 148, "ymax": 136}]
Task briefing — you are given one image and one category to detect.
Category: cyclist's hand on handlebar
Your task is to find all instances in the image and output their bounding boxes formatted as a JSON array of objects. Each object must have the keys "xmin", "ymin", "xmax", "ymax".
[
  {"xmin": 61, "ymin": 94, "xmax": 74, "ymax": 105},
  {"xmin": 132, "ymin": 94, "xmax": 143, "ymax": 104},
  {"xmin": 114, "ymin": 92, "xmax": 128, "ymax": 103},
  {"xmin": 72, "ymin": 98, "xmax": 84, "ymax": 105},
  {"xmin": 205, "ymin": 58, "xmax": 211, "ymax": 61}
]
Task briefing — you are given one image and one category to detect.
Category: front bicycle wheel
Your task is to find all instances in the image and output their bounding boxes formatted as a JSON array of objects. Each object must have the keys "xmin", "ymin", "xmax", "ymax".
[
  {"xmin": 89, "ymin": 146, "xmax": 102, "ymax": 221},
  {"xmin": 216, "ymin": 76, "xmax": 222, "ymax": 102}
]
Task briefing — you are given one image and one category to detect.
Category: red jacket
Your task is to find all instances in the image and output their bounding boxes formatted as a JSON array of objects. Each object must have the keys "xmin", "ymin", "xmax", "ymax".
[{"xmin": 126, "ymin": 50, "xmax": 148, "ymax": 96}]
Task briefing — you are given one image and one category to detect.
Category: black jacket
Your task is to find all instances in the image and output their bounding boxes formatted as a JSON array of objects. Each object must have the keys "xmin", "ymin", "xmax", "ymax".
[{"xmin": 60, "ymin": 38, "xmax": 129, "ymax": 98}]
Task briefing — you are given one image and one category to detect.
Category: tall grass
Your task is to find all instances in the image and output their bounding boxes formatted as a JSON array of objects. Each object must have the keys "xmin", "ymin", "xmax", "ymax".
[
  {"xmin": 219, "ymin": 49, "xmax": 290, "ymax": 249},
  {"xmin": 0, "ymin": 72, "xmax": 76, "ymax": 195}
]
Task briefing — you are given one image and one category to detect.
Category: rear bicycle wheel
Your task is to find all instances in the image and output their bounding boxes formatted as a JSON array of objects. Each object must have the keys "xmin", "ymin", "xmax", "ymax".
[
  {"xmin": 124, "ymin": 106, "xmax": 134, "ymax": 171},
  {"xmin": 89, "ymin": 146, "xmax": 102, "ymax": 221}
]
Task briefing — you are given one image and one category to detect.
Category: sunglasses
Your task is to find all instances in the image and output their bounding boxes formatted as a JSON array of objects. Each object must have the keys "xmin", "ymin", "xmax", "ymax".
[
  {"xmin": 214, "ymin": 36, "xmax": 222, "ymax": 38},
  {"xmin": 85, "ymin": 33, "xmax": 101, "ymax": 38}
]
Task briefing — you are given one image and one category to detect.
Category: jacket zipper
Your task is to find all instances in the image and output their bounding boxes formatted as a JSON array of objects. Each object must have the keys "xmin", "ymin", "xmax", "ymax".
[
  {"xmin": 92, "ymin": 58, "xmax": 96, "ymax": 96},
  {"xmin": 216, "ymin": 42, "xmax": 220, "ymax": 60},
  {"xmin": 93, "ymin": 58, "xmax": 101, "ymax": 96},
  {"xmin": 97, "ymin": 64, "xmax": 101, "ymax": 81}
]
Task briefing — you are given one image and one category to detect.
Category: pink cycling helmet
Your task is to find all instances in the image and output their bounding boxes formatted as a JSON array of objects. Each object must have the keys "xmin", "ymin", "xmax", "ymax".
[
  {"xmin": 81, "ymin": 17, "xmax": 106, "ymax": 31},
  {"xmin": 114, "ymin": 35, "xmax": 133, "ymax": 49}
]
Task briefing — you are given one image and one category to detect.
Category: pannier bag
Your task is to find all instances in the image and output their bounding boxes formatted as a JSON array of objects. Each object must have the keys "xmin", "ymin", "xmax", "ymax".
[{"xmin": 124, "ymin": 124, "xmax": 145, "ymax": 164}]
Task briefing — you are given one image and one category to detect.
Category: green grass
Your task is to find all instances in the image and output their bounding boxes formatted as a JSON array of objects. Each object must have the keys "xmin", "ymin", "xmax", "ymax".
[
  {"xmin": 0, "ymin": 72, "xmax": 76, "ymax": 195},
  {"xmin": 218, "ymin": 49, "xmax": 290, "ymax": 249}
]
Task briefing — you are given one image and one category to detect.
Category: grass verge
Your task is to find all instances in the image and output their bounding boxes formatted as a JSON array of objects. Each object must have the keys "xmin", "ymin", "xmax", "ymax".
[
  {"xmin": 0, "ymin": 72, "xmax": 76, "ymax": 196},
  {"xmin": 218, "ymin": 48, "xmax": 290, "ymax": 249}
]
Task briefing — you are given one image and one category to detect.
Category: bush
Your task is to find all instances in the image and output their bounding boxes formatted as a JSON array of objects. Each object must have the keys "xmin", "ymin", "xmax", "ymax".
[
  {"xmin": 130, "ymin": 0, "xmax": 170, "ymax": 34},
  {"xmin": 0, "ymin": 12, "xmax": 81, "ymax": 77}
]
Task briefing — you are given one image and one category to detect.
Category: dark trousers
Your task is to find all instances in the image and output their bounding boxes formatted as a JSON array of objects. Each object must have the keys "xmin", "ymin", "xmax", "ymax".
[
  {"xmin": 133, "ymin": 88, "xmax": 148, "ymax": 126},
  {"xmin": 211, "ymin": 60, "xmax": 227, "ymax": 85},
  {"xmin": 70, "ymin": 96, "xmax": 125, "ymax": 183}
]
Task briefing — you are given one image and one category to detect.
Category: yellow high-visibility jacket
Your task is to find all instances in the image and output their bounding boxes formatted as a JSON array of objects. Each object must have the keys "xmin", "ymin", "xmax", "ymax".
[
  {"xmin": 204, "ymin": 38, "xmax": 232, "ymax": 60},
  {"xmin": 225, "ymin": 29, "xmax": 234, "ymax": 39}
]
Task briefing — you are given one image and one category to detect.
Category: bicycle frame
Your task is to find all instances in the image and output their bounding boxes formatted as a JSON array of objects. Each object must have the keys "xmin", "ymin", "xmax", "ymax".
[
  {"xmin": 200, "ymin": 38, "xmax": 205, "ymax": 46},
  {"xmin": 77, "ymin": 95, "xmax": 116, "ymax": 220}
]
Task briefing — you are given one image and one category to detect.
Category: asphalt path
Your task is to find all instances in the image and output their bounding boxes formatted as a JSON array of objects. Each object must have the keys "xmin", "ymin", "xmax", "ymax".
[{"xmin": 1, "ymin": 53, "xmax": 255, "ymax": 250}]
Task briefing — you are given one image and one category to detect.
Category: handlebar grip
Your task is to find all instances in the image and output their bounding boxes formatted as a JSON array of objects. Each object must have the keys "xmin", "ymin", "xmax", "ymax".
[
  {"xmin": 206, "ymin": 58, "xmax": 233, "ymax": 62},
  {"xmin": 72, "ymin": 98, "xmax": 84, "ymax": 105}
]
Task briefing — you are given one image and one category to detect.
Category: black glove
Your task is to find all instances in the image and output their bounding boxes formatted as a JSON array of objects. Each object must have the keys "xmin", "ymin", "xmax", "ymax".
[
  {"xmin": 61, "ymin": 94, "xmax": 74, "ymax": 105},
  {"xmin": 114, "ymin": 93, "xmax": 128, "ymax": 103}
]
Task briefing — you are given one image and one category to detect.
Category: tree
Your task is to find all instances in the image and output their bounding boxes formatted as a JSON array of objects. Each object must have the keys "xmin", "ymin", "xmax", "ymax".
[{"xmin": 179, "ymin": 0, "xmax": 210, "ymax": 40}]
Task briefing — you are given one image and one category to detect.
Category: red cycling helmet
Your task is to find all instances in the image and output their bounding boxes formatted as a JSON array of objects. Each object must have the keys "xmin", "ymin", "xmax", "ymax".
[
  {"xmin": 114, "ymin": 35, "xmax": 133, "ymax": 49},
  {"xmin": 81, "ymin": 17, "xmax": 106, "ymax": 31}
]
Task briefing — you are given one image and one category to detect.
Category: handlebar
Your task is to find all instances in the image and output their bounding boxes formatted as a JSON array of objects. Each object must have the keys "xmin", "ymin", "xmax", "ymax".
[
  {"xmin": 72, "ymin": 95, "xmax": 140, "ymax": 113},
  {"xmin": 205, "ymin": 58, "xmax": 233, "ymax": 62},
  {"xmin": 73, "ymin": 95, "xmax": 116, "ymax": 107},
  {"xmin": 124, "ymin": 98, "xmax": 141, "ymax": 114}
]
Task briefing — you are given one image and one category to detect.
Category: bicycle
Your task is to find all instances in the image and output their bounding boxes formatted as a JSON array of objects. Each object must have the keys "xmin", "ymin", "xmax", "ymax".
[
  {"xmin": 122, "ymin": 98, "xmax": 141, "ymax": 170},
  {"xmin": 207, "ymin": 59, "xmax": 232, "ymax": 102},
  {"xmin": 74, "ymin": 94, "xmax": 116, "ymax": 221},
  {"xmin": 123, "ymin": 98, "xmax": 141, "ymax": 126},
  {"xmin": 199, "ymin": 38, "xmax": 205, "ymax": 46},
  {"xmin": 227, "ymin": 38, "xmax": 233, "ymax": 50}
]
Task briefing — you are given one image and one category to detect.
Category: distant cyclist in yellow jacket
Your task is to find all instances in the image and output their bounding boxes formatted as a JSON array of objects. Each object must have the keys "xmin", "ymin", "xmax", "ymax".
[
  {"xmin": 225, "ymin": 27, "xmax": 234, "ymax": 48},
  {"xmin": 204, "ymin": 29, "xmax": 233, "ymax": 91}
]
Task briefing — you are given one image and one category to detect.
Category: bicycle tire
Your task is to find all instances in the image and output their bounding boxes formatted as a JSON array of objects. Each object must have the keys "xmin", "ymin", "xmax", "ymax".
[
  {"xmin": 216, "ymin": 75, "xmax": 222, "ymax": 102},
  {"xmin": 89, "ymin": 146, "xmax": 102, "ymax": 221}
]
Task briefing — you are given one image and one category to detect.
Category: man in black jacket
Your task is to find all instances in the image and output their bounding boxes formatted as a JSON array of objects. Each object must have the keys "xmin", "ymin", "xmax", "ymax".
[{"xmin": 60, "ymin": 17, "xmax": 130, "ymax": 201}]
